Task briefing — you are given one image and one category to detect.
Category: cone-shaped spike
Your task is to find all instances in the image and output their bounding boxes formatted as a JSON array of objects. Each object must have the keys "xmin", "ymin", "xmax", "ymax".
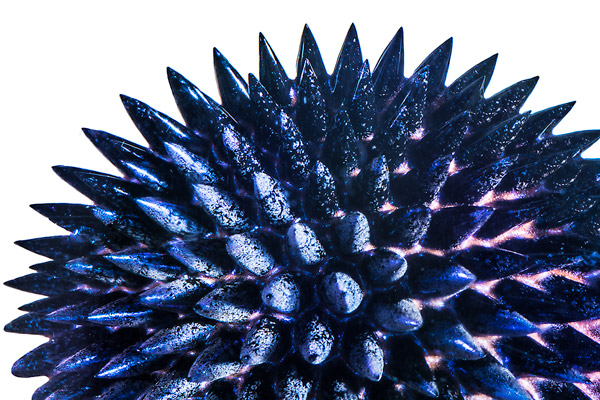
[
  {"xmin": 138, "ymin": 276, "xmax": 209, "ymax": 311},
  {"xmin": 5, "ymin": 273, "xmax": 76, "ymax": 296},
  {"xmin": 164, "ymin": 142, "xmax": 222, "ymax": 185},
  {"xmin": 305, "ymin": 161, "xmax": 339, "ymax": 218},
  {"xmin": 474, "ymin": 76, "xmax": 538, "ymax": 129},
  {"xmin": 371, "ymin": 207, "xmax": 432, "ymax": 247},
  {"xmin": 351, "ymin": 155, "xmax": 389, "ymax": 213},
  {"xmin": 213, "ymin": 48, "xmax": 251, "ymax": 121},
  {"xmin": 323, "ymin": 108, "xmax": 358, "ymax": 180},
  {"xmin": 363, "ymin": 248, "xmax": 407, "ymax": 286},
  {"xmin": 414, "ymin": 37, "xmax": 452, "ymax": 104},
  {"xmin": 167, "ymin": 67, "xmax": 237, "ymax": 138},
  {"xmin": 453, "ymin": 290, "xmax": 538, "ymax": 337},
  {"xmin": 451, "ymin": 246, "xmax": 531, "ymax": 280},
  {"xmin": 188, "ymin": 334, "xmax": 242, "ymax": 383},
  {"xmin": 221, "ymin": 125, "xmax": 264, "ymax": 184},
  {"xmin": 542, "ymin": 325, "xmax": 600, "ymax": 372},
  {"xmin": 192, "ymin": 184, "xmax": 250, "ymax": 233},
  {"xmin": 135, "ymin": 197, "xmax": 207, "ymax": 237},
  {"xmin": 120, "ymin": 95, "xmax": 203, "ymax": 155},
  {"xmin": 95, "ymin": 346, "xmax": 166, "ymax": 378},
  {"xmin": 4, "ymin": 313, "xmax": 70, "ymax": 337},
  {"xmin": 496, "ymin": 336, "xmax": 589, "ymax": 382},
  {"xmin": 259, "ymin": 33, "xmax": 295, "ymax": 108},
  {"xmin": 385, "ymin": 335, "xmax": 438, "ymax": 397},
  {"xmin": 142, "ymin": 371, "xmax": 205, "ymax": 400},
  {"xmin": 297, "ymin": 60, "xmax": 328, "ymax": 143},
  {"xmin": 372, "ymin": 298, "xmax": 422, "ymax": 333},
  {"xmin": 194, "ymin": 281, "xmax": 261, "ymax": 323},
  {"xmin": 275, "ymin": 358, "xmax": 314, "ymax": 400},
  {"xmin": 87, "ymin": 297, "xmax": 173, "ymax": 327},
  {"xmin": 423, "ymin": 206, "xmax": 493, "ymax": 249},
  {"xmin": 226, "ymin": 233, "xmax": 275, "ymax": 276},
  {"xmin": 15, "ymin": 234, "xmax": 96, "ymax": 262},
  {"xmin": 343, "ymin": 328, "xmax": 384, "ymax": 381},
  {"xmin": 418, "ymin": 308, "xmax": 484, "ymax": 360},
  {"xmin": 450, "ymin": 355, "xmax": 534, "ymax": 400},
  {"xmin": 297, "ymin": 25, "xmax": 328, "ymax": 87},
  {"xmin": 348, "ymin": 60, "xmax": 375, "ymax": 139},
  {"xmin": 372, "ymin": 27, "xmax": 404, "ymax": 104},
  {"xmin": 166, "ymin": 238, "xmax": 232, "ymax": 278},
  {"xmin": 138, "ymin": 321, "xmax": 215, "ymax": 354},
  {"xmin": 445, "ymin": 53, "xmax": 497, "ymax": 98},
  {"xmin": 84, "ymin": 128, "xmax": 177, "ymax": 194},
  {"xmin": 406, "ymin": 253, "xmax": 475, "ymax": 299},
  {"xmin": 104, "ymin": 251, "xmax": 185, "ymax": 282},
  {"xmin": 330, "ymin": 24, "xmax": 363, "ymax": 106},
  {"xmin": 253, "ymin": 172, "xmax": 294, "ymax": 226}
]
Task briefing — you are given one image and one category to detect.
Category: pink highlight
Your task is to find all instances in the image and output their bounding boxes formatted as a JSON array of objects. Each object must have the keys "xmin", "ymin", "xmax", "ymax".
[{"xmin": 393, "ymin": 160, "xmax": 410, "ymax": 175}]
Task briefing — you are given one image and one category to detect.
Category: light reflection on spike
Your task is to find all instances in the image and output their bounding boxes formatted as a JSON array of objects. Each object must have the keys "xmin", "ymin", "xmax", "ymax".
[
  {"xmin": 528, "ymin": 332, "xmax": 548, "ymax": 348},
  {"xmin": 379, "ymin": 202, "xmax": 398, "ymax": 212},
  {"xmin": 425, "ymin": 355, "xmax": 442, "ymax": 369},
  {"xmin": 358, "ymin": 387, "xmax": 367, "ymax": 400},
  {"xmin": 474, "ymin": 190, "xmax": 495, "ymax": 206},
  {"xmin": 448, "ymin": 159, "xmax": 459, "ymax": 175},
  {"xmin": 364, "ymin": 243, "xmax": 376, "ymax": 252},
  {"xmin": 575, "ymin": 377, "xmax": 600, "ymax": 400},
  {"xmin": 389, "ymin": 244, "xmax": 444, "ymax": 257},
  {"xmin": 512, "ymin": 274, "xmax": 547, "ymax": 291},
  {"xmin": 334, "ymin": 209, "xmax": 347, "ymax": 218},
  {"xmin": 494, "ymin": 189, "xmax": 531, "ymax": 202},
  {"xmin": 458, "ymin": 221, "xmax": 537, "ymax": 250},
  {"xmin": 429, "ymin": 199, "xmax": 441, "ymax": 211},
  {"xmin": 517, "ymin": 378, "xmax": 543, "ymax": 400},
  {"xmin": 571, "ymin": 319, "xmax": 600, "ymax": 345},
  {"xmin": 425, "ymin": 297, "xmax": 448, "ymax": 308},
  {"xmin": 475, "ymin": 335, "xmax": 502, "ymax": 363},
  {"xmin": 472, "ymin": 279, "xmax": 500, "ymax": 298},
  {"xmin": 465, "ymin": 395, "xmax": 494, "ymax": 400},
  {"xmin": 393, "ymin": 161, "xmax": 410, "ymax": 175},
  {"xmin": 410, "ymin": 299, "xmax": 424, "ymax": 310},
  {"xmin": 409, "ymin": 127, "xmax": 425, "ymax": 140}
]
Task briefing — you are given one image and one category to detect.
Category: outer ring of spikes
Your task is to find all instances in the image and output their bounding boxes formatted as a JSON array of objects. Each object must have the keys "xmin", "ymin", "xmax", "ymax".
[{"xmin": 6, "ymin": 24, "xmax": 600, "ymax": 400}]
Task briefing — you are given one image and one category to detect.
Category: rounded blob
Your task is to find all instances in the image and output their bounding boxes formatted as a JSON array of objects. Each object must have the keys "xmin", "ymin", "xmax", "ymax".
[
  {"xmin": 346, "ymin": 331, "xmax": 384, "ymax": 381},
  {"xmin": 321, "ymin": 271, "xmax": 364, "ymax": 314},
  {"xmin": 335, "ymin": 211, "xmax": 370, "ymax": 254},
  {"xmin": 262, "ymin": 273, "xmax": 301, "ymax": 313},
  {"xmin": 240, "ymin": 317, "xmax": 281, "ymax": 365},
  {"xmin": 287, "ymin": 223, "xmax": 326, "ymax": 266},
  {"xmin": 295, "ymin": 314, "xmax": 333, "ymax": 365}
]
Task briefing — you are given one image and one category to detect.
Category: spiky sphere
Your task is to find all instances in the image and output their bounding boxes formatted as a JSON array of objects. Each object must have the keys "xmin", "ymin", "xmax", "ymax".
[{"xmin": 6, "ymin": 24, "xmax": 600, "ymax": 400}]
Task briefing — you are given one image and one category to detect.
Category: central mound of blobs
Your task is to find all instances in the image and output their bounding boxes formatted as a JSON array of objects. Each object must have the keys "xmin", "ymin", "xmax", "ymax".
[{"xmin": 8, "ymin": 23, "xmax": 600, "ymax": 400}]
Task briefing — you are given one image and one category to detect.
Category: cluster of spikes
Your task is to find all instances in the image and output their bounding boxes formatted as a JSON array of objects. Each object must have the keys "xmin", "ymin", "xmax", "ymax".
[{"xmin": 7, "ymin": 23, "xmax": 600, "ymax": 400}]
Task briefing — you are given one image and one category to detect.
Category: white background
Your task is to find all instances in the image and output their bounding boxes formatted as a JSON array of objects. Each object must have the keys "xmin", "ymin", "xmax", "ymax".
[{"xmin": 1, "ymin": 1, "xmax": 600, "ymax": 398}]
